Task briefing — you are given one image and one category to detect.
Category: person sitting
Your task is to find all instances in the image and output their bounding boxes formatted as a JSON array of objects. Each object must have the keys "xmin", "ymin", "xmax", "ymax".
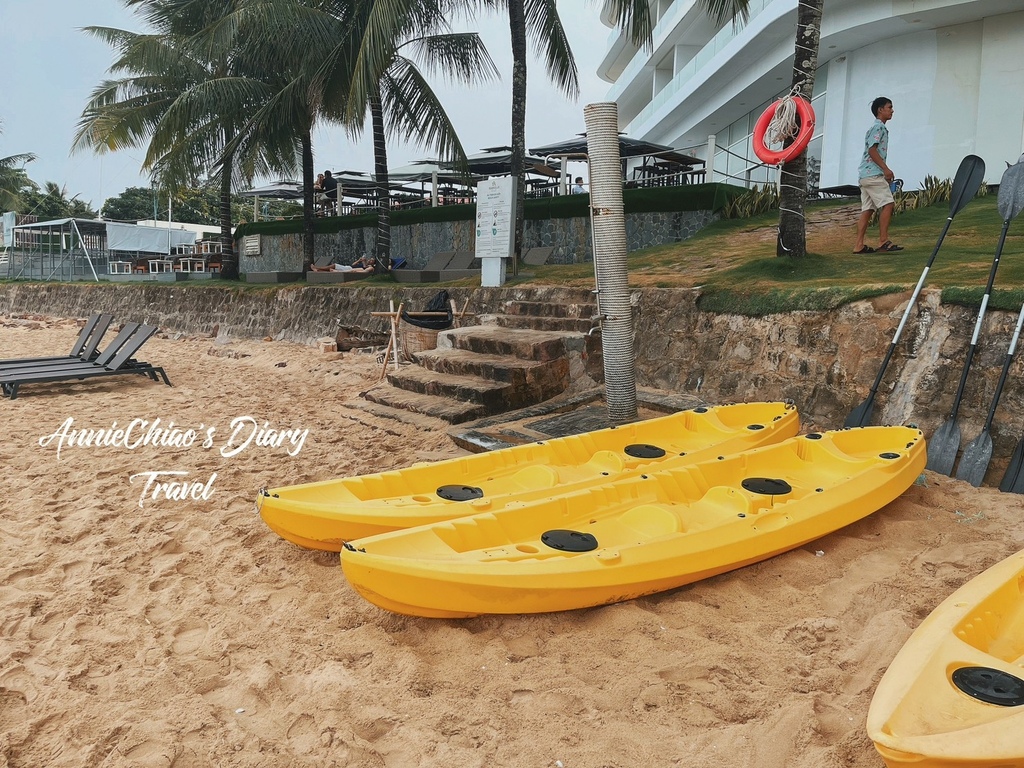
[
  {"xmin": 322, "ymin": 170, "xmax": 339, "ymax": 215},
  {"xmin": 571, "ymin": 176, "xmax": 586, "ymax": 194},
  {"xmin": 313, "ymin": 173, "xmax": 328, "ymax": 214}
]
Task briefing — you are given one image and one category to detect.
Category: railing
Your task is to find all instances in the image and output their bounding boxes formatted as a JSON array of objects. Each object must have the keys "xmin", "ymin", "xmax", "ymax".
[{"xmin": 627, "ymin": 0, "xmax": 777, "ymax": 132}]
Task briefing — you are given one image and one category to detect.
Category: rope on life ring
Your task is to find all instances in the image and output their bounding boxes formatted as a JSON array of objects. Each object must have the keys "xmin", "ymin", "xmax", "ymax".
[{"xmin": 751, "ymin": 95, "xmax": 815, "ymax": 166}]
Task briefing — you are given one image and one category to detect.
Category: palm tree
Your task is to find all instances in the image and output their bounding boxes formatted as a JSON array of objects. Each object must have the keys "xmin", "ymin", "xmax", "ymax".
[
  {"xmin": 669, "ymin": 0, "xmax": 820, "ymax": 258},
  {"xmin": 776, "ymin": 0, "xmax": 823, "ymax": 258},
  {"xmin": 338, "ymin": 1, "xmax": 497, "ymax": 270},
  {"xmin": 74, "ymin": 0, "xmax": 283, "ymax": 279},
  {"xmin": 481, "ymin": 0, "xmax": 688, "ymax": 266},
  {"xmin": 0, "ymin": 123, "xmax": 36, "ymax": 212},
  {"xmin": 214, "ymin": 0, "xmax": 360, "ymax": 271},
  {"xmin": 480, "ymin": 0, "xmax": 580, "ymax": 266}
]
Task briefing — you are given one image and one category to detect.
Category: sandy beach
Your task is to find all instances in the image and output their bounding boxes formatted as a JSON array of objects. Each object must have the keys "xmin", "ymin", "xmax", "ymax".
[{"xmin": 2, "ymin": 313, "xmax": 1023, "ymax": 768}]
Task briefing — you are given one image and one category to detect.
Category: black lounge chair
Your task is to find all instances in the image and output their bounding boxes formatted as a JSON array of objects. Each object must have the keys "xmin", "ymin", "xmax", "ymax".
[
  {"xmin": 0, "ymin": 313, "xmax": 114, "ymax": 370},
  {"xmin": 0, "ymin": 323, "xmax": 171, "ymax": 399}
]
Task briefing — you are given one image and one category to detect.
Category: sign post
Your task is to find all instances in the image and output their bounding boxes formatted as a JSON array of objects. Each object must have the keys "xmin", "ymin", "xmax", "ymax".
[{"xmin": 474, "ymin": 176, "xmax": 517, "ymax": 287}]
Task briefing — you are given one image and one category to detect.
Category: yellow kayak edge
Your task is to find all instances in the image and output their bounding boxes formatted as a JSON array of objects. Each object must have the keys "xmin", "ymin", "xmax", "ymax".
[
  {"xmin": 258, "ymin": 401, "xmax": 799, "ymax": 550},
  {"xmin": 341, "ymin": 425, "xmax": 926, "ymax": 618}
]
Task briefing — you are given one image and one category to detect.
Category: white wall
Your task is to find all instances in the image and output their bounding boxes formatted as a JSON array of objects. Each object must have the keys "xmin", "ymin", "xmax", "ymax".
[{"xmin": 821, "ymin": 10, "xmax": 1024, "ymax": 189}]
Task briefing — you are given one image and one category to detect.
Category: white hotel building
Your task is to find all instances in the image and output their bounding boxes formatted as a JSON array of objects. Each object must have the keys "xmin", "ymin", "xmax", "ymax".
[{"xmin": 597, "ymin": 0, "xmax": 1024, "ymax": 191}]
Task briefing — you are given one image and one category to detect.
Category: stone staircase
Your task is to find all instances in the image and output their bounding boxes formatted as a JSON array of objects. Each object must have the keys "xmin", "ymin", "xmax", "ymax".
[{"xmin": 361, "ymin": 298, "xmax": 603, "ymax": 423}]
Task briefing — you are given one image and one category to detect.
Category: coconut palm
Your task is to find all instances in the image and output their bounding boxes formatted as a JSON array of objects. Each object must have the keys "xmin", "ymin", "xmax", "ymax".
[
  {"xmin": 0, "ymin": 124, "xmax": 36, "ymax": 212},
  {"xmin": 211, "ymin": 0, "xmax": 363, "ymax": 270},
  {"xmin": 686, "ymin": 0, "xmax": 821, "ymax": 259},
  {"xmin": 776, "ymin": 0, "xmax": 823, "ymax": 258},
  {"xmin": 479, "ymin": 0, "xmax": 580, "ymax": 266},
  {"xmin": 74, "ymin": 0, "xmax": 284, "ymax": 279},
  {"xmin": 476, "ymin": 0, "xmax": 660, "ymax": 266},
  {"xmin": 337, "ymin": 1, "xmax": 497, "ymax": 270}
]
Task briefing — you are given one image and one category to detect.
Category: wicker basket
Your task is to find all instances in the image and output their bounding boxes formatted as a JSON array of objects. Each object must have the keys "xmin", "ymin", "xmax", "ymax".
[{"xmin": 399, "ymin": 323, "xmax": 441, "ymax": 360}]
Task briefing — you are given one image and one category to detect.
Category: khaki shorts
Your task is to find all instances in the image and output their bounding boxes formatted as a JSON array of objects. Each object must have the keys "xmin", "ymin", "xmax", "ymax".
[{"xmin": 860, "ymin": 175, "xmax": 894, "ymax": 211}]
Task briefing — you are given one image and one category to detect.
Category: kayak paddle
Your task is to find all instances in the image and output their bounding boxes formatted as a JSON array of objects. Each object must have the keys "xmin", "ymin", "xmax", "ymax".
[
  {"xmin": 955, "ymin": 302, "xmax": 1024, "ymax": 486},
  {"xmin": 926, "ymin": 158, "xmax": 1024, "ymax": 475},
  {"xmin": 844, "ymin": 154, "xmax": 985, "ymax": 429}
]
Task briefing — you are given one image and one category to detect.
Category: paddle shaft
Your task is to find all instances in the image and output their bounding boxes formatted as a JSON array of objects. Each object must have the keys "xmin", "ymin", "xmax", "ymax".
[
  {"xmin": 845, "ymin": 155, "xmax": 985, "ymax": 429},
  {"xmin": 943, "ymin": 219, "xmax": 1010, "ymax": 422},
  {"xmin": 863, "ymin": 216, "xmax": 953, "ymax": 399},
  {"xmin": 977, "ymin": 302, "xmax": 1024, "ymax": 434}
]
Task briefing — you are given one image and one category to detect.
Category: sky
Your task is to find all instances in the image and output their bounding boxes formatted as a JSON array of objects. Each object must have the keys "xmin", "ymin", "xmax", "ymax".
[{"xmin": 0, "ymin": 0, "xmax": 616, "ymax": 212}]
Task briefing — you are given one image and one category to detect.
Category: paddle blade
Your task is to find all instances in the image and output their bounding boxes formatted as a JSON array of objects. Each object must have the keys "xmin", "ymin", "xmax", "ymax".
[
  {"xmin": 999, "ymin": 437, "xmax": 1024, "ymax": 493},
  {"xmin": 996, "ymin": 158, "xmax": 1024, "ymax": 221},
  {"xmin": 948, "ymin": 155, "xmax": 986, "ymax": 216},
  {"xmin": 955, "ymin": 431, "xmax": 993, "ymax": 487},
  {"xmin": 844, "ymin": 397, "xmax": 874, "ymax": 429},
  {"xmin": 926, "ymin": 419, "xmax": 961, "ymax": 476}
]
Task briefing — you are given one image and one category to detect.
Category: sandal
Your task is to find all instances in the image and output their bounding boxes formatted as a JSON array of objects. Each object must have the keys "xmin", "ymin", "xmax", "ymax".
[
  {"xmin": 852, "ymin": 246, "xmax": 875, "ymax": 254},
  {"xmin": 878, "ymin": 241, "xmax": 904, "ymax": 252}
]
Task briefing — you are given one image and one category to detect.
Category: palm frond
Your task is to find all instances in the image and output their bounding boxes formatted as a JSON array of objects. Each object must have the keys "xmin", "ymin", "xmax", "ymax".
[{"xmin": 523, "ymin": 0, "xmax": 579, "ymax": 99}]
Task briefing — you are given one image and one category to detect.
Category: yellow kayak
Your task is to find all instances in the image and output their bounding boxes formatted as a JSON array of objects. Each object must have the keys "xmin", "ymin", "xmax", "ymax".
[
  {"xmin": 258, "ymin": 401, "xmax": 798, "ymax": 550},
  {"xmin": 867, "ymin": 549, "xmax": 1024, "ymax": 768},
  {"xmin": 340, "ymin": 425, "xmax": 925, "ymax": 618}
]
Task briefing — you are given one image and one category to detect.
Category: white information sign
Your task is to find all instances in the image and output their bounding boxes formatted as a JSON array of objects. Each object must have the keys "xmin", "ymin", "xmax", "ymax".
[{"xmin": 475, "ymin": 176, "xmax": 517, "ymax": 287}]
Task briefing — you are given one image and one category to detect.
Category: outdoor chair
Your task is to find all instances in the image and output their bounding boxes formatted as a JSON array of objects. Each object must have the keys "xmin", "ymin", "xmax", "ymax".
[
  {"xmin": 436, "ymin": 250, "xmax": 480, "ymax": 281},
  {"xmin": 392, "ymin": 251, "xmax": 456, "ymax": 283},
  {"xmin": 0, "ymin": 313, "xmax": 114, "ymax": 370},
  {"xmin": 0, "ymin": 322, "xmax": 171, "ymax": 400},
  {"xmin": 522, "ymin": 247, "xmax": 554, "ymax": 266}
]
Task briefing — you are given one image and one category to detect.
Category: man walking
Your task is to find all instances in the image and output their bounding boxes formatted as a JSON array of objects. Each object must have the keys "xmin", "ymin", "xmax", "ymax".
[{"xmin": 853, "ymin": 97, "xmax": 903, "ymax": 254}]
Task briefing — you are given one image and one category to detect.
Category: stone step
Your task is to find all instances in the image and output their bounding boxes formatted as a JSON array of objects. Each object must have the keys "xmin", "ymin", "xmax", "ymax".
[
  {"xmin": 502, "ymin": 300, "xmax": 598, "ymax": 319},
  {"xmin": 484, "ymin": 313, "xmax": 596, "ymax": 334},
  {"xmin": 384, "ymin": 365, "xmax": 562, "ymax": 412},
  {"xmin": 413, "ymin": 348, "xmax": 569, "ymax": 390},
  {"xmin": 441, "ymin": 325, "xmax": 573, "ymax": 361},
  {"xmin": 362, "ymin": 385, "xmax": 489, "ymax": 424}
]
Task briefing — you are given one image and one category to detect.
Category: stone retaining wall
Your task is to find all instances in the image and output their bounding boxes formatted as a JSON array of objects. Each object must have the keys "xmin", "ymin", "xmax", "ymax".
[
  {"xmin": 242, "ymin": 210, "xmax": 717, "ymax": 272},
  {"xmin": 3, "ymin": 282, "xmax": 1021, "ymax": 483}
]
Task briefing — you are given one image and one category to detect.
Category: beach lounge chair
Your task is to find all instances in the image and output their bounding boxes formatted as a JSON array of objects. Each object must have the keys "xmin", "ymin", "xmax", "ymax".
[
  {"xmin": 0, "ymin": 323, "xmax": 171, "ymax": 400},
  {"xmin": 436, "ymin": 250, "xmax": 481, "ymax": 281},
  {"xmin": 392, "ymin": 251, "xmax": 456, "ymax": 283},
  {"xmin": 0, "ymin": 313, "xmax": 114, "ymax": 370},
  {"xmin": 522, "ymin": 246, "xmax": 554, "ymax": 266}
]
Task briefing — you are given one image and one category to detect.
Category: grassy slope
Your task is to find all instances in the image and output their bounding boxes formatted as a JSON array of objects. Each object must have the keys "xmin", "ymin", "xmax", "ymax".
[{"xmin": 512, "ymin": 194, "xmax": 1024, "ymax": 316}]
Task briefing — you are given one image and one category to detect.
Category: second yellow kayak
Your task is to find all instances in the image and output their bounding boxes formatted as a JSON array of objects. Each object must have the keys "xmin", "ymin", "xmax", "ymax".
[{"xmin": 341, "ymin": 425, "xmax": 925, "ymax": 618}]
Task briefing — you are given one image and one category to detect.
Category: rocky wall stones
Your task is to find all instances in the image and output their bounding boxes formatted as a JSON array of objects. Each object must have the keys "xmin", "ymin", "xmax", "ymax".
[
  {"xmin": 4, "ymin": 282, "xmax": 1023, "ymax": 485},
  {"xmin": 241, "ymin": 210, "xmax": 716, "ymax": 271}
]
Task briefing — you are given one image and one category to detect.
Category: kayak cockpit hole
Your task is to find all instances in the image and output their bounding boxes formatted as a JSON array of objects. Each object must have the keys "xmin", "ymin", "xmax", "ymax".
[
  {"xmin": 625, "ymin": 443, "xmax": 666, "ymax": 459},
  {"xmin": 741, "ymin": 477, "xmax": 793, "ymax": 495},
  {"xmin": 541, "ymin": 529, "xmax": 599, "ymax": 552},
  {"xmin": 951, "ymin": 666, "xmax": 1024, "ymax": 707},
  {"xmin": 436, "ymin": 485, "xmax": 484, "ymax": 502}
]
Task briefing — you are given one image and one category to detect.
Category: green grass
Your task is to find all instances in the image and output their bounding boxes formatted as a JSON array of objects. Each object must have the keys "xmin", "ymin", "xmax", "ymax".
[
  {"xmin": 513, "ymin": 193, "xmax": 1024, "ymax": 316},
  {"xmin": 6, "ymin": 192, "xmax": 1022, "ymax": 319}
]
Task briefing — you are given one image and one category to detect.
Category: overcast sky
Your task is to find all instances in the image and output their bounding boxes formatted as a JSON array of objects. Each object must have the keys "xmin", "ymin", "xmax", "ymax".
[{"xmin": 1, "ymin": 0, "xmax": 616, "ymax": 211}]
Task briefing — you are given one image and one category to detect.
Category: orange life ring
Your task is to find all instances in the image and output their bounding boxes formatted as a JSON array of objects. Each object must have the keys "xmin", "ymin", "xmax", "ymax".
[{"xmin": 751, "ymin": 96, "xmax": 815, "ymax": 165}]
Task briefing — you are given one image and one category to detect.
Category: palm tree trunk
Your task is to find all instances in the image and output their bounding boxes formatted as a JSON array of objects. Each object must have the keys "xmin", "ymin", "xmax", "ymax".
[
  {"xmin": 218, "ymin": 153, "xmax": 238, "ymax": 279},
  {"xmin": 301, "ymin": 128, "xmax": 315, "ymax": 272},
  {"xmin": 508, "ymin": 0, "xmax": 528, "ymax": 271},
  {"xmin": 370, "ymin": 88, "xmax": 391, "ymax": 272},
  {"xmin": 776, "ymin": 0, "xmax": 822, "ymax": 258}
]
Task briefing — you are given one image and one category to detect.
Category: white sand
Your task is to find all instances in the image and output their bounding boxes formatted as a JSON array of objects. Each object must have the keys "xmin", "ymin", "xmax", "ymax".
[{"xmin": 2, "ymin": 314, "xmax": 1022, "ymax": 768}]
